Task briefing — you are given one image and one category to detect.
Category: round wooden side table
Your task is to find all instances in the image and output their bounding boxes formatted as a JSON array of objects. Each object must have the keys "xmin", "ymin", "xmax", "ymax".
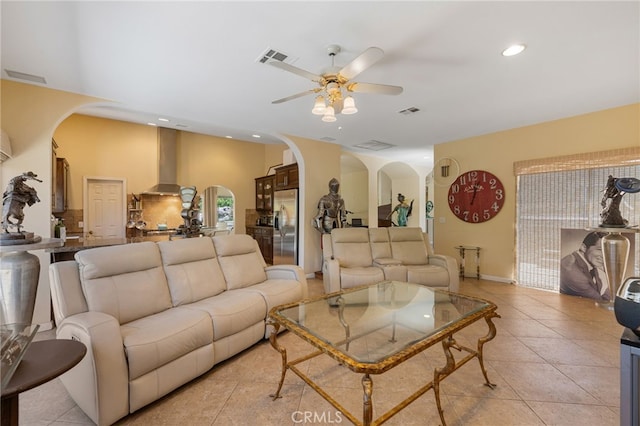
[{"xmin": 1, "ymin": 339, "xmax": 86, "ymax": 426}]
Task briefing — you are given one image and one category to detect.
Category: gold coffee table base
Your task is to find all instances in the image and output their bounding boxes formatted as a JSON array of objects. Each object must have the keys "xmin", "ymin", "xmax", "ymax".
[{"xmin": 268, "ymin": 282, "xmax": 500, "ymax": 426}]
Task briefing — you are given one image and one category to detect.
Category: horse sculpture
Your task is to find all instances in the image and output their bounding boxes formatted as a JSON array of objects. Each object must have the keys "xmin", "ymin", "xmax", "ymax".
[{"xmin": 1, "ymin": 171, "xmax": 42, "ymax": 234}]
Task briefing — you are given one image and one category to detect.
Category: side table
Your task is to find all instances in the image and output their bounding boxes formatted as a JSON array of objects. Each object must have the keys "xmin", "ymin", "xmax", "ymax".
[
  {"xmin": 455, "ymin": 246, "xmax": 481, "ymax": 280},
  {"xmin": 1, "ymin": 339, "xmax": 86, "ymax": 426}
]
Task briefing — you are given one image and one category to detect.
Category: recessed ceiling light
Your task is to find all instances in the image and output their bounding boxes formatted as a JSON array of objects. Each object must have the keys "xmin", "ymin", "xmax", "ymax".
[
  {"xmin": 502, "ymin": 44, "xmax": 526, "ymax": 57},
  {"xmin": 252, "ymin": 134, "xmax": 261, "ymax": 138},
  {"xmin": 147, "ymin": 122, "xmax": 157, "ymax": 126},
  {"xmin": 225, "ymin": 135, "xmax": 233, "ymax": 139},
  {"xmin": 158, "ymin": 118, "xmax": 169, "ymax": 122}
]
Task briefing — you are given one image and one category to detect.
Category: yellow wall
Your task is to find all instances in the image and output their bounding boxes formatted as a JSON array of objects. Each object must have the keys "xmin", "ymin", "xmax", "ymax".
[
  {"xmin": 341, "ymin": 170, "xmax": 369, "ymax": 224},
  {"xmin": 54, "ymin": 115, "xmax": 157, "ymax": 206},
  {"xmin": 283, "ymin": 134, "xmax": 342, "ymax": 273},
  {"xmin": 1, "ymin": 80, "xmax": 101, "ymax": 328},
  {"xmin": 54, "ymin": 114, "xmax": 274, "ymax": 235},
  {"xmin": 434, "ymin": 103, "xmax": 640, "ymax": 281}
]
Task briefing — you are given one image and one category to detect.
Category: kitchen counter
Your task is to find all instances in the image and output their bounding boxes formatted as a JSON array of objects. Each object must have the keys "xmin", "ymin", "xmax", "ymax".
[{"xmin": 47, "ymin": 235, "xmax": 175, "ymax": 261}]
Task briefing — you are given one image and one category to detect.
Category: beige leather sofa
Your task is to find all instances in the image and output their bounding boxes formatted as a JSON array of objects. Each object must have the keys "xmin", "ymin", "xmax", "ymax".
[
  {"xmin": 49, "ymin": 234, "xmax": 307, "ymax": 426},
  {"xmin": 322, "ymin": 227, "xmax": 458, "ymax": 294}
]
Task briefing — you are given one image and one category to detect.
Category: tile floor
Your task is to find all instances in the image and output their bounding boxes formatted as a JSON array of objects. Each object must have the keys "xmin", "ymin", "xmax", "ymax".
[{"xmin": 19, "ymin": 278, "xmax": 624, "ymax": 425}]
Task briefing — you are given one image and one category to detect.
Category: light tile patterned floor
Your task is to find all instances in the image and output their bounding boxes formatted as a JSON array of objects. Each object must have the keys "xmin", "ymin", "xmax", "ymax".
[{"xmin": 21, "ymin": 278, "xmax": 623, "ymax": 425}]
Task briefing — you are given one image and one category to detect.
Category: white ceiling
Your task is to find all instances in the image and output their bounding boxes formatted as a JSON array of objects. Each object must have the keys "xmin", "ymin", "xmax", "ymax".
[{"xmin": 2, "ymin": 1, "xmax": 638, "ymax": 169}]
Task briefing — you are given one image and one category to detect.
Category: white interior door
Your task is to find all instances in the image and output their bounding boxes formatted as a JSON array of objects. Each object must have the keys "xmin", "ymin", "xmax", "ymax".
[{"xmin": 84, "ymin": 177, "xmax": 126, "ymax": 239}]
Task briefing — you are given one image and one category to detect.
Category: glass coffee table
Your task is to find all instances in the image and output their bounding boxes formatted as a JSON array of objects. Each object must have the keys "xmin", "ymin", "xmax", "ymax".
[{"xmin": 268, "ymin": 281, "xmax": 500, "ymax": 426}]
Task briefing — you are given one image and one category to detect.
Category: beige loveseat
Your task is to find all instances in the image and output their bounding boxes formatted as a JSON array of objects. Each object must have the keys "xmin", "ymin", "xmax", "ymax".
[
  {"xmin": 322, "ymin": 227, "xmax": 458, "ymax": 294},
  {"xmin": 49, "ymin": 234, "xmax": 307, "ymax": 426}
]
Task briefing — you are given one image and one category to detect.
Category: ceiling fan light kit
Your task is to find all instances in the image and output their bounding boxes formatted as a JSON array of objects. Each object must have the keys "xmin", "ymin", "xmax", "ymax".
[{"xmin": 270, "ymin": 45, "xmax": 403, "ymax": 123}]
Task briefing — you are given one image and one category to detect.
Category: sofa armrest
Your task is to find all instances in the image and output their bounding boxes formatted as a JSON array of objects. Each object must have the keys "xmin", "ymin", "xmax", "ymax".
[
  {"xmin": 429, "ymin": 254, "xmax": 460, "ymax": 292},
  {"xmin": 49, "ymin": 260, "xmax": 88, "ymax": 326},
  {"xmin": 265, "ymin": 265, "xmax": 309, "ymax": 299},
  {"xmin": 322, "ymin": 257, "xmax": 341, "ymax": 295},
  {"xmin": 56, "ymin": 312, "xmax": 129, "ymax": 426}
]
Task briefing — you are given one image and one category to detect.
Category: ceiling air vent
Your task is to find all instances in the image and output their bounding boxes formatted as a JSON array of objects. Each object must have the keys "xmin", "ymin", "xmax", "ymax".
[
  {"xmin": 354, "ymin": 140, "xmax": 395, "ymax": 151},
  {"xmin": 320, "ymin": 136, "xmax": 336, "ymax": 142},
  {"xmin": 398, "ymin": 107, "xmax": 420, "ymax": 116},
  {"xmin": 256, "ymin": 47, "xmax": 296, "ymax": 65},
  {"xmin": 4, "ymin": 69, "xmax": 46, "ymax": 84}
]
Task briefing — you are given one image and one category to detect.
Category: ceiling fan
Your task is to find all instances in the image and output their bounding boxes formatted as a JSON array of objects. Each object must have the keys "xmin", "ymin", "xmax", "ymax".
[{"xmin": 269, "ymin": 45, "xmax": 403, "ymax": 122}]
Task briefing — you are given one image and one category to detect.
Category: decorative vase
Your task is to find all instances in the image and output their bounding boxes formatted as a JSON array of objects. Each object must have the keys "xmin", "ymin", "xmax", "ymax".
[
  {"xmin": 0, "ymin": 250, "xmax": 40, "ymax": 326},
  {"xmin": 599, "ymin": 231, "xmax": 630, "ymax": 309}
]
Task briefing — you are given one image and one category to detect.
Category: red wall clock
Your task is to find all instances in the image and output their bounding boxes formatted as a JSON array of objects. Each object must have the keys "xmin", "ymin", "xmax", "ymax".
[{"xmin": 447, "ymin": 170, "xmax": 505, "ymax": 223}]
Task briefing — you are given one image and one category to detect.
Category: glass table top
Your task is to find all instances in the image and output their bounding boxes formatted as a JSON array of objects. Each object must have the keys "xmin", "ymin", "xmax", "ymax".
[{"xmin": 271, "ymin": 281, "xmax": 495, "ymax": 366}]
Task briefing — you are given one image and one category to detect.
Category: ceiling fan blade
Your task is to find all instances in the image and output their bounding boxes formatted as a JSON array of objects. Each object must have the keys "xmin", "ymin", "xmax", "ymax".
[
  {"xmin": 339, "ymin": 47, "xmax": 384, "ymax": 81},
  {"xmin": 347, "ymin": 82, "xmax": 403, "ymax": 95},
  {"xmin": 268, "ymin": 61, "xmax": 322, "ymax": 83},
  {"xmin": 272, "ymin": 89, "xmax": 320, "ymax": 104}
]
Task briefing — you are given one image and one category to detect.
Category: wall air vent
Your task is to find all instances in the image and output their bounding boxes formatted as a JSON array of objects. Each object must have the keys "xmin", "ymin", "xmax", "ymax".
[
  {"xmin": 354, "ymin": 140, "xmax": 395, "ymax": 151},
  {"xmin": 256, "ymin": 47, "xmax": 296, "ymax": 65},
  {"xmin": 4, "ymin": 69, "xmax": 46, "ymax": 84},
  {"xmin": 398, "ymin": 107, "xmax": 420, "ymax": 115}
]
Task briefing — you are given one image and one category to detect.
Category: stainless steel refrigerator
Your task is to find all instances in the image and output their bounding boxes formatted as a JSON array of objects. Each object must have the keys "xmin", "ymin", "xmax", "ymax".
[{"xmin": 273, "ymin": 189, "xmax": 298, "ymax": 265}]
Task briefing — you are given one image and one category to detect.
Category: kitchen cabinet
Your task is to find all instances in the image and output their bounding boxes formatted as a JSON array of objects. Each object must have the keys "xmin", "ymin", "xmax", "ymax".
[
  {"xmin": 274, "ymin": 164, "xmax": 298, "ymax": 190},
  {"xmin": 52, "ymin": 157, "xmax": 69, "ymax": 213},
  {"xmin": 255, "ymin": 175, "xmax": 274, "ymax": 211},
  {"xmin": 246, "ymin": 226, "xmax": 273, "ymax": 264}
]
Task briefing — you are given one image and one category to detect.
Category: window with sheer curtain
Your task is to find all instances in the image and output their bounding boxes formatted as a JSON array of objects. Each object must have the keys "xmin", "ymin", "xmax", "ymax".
[{"xmin": 515, "ymin": 148, "xmax": 640, "ymax": 291}]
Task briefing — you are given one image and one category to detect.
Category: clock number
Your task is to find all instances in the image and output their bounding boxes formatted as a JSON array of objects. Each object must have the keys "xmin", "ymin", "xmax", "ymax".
[
  {"xmin": 491, "ymin": 201, "xmax": 500, "ymax": 212},
  {"xmin": 489, "ymin": 178, "xmax": 497, "ymax": 189},
  {"xmin": 472, "ymin": 212, "xmax": 479, "ymax": 222},
  {"xmin": 495, "ymin": 189, "xmax": 503, "ymax": 200},
  {"xmin": 462, "ymin": 210, "xmax": 469, "ymax": 221},
  {"xmin": 483, "ymin": 210, "xmax": 491, "ymax": 220},
  {"xmin": 468, "ymin": 171, "xmax": 478, "ymax": 181},
  {"xmin": 450, "ymin": 184, "xmax": 460, "ymax": 194},
  {"xmin": 453, "ymin": 205, "xmax": 461, "ymax": 215},
  {"xmin": 448, "ymin": 194, "xmax": 455, "ymax": 204}
]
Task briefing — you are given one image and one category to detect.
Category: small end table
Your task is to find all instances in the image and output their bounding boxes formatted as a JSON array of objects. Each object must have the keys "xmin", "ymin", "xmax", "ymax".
[
  {"xmin": 455, "ymin": 246, "xmax": 481, "ymax": 280},
  {"xmin": 1, "ymin": 339, "xmax": 86, "ymax": 426}
]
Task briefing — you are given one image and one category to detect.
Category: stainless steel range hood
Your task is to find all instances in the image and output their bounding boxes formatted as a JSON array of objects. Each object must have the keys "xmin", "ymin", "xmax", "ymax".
[{"xmin": 143, "ymin": 127, "xmax": 181, "ymax": 195}]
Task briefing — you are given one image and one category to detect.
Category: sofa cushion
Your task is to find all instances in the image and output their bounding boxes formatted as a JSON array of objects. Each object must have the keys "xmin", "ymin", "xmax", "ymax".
[
  {"xmin": 183, "ymin": 289, "xmax": 267, "ymax": 341},
  {"xmin": 157, "ymin": 237, "xmax": 227, "ymax": 306},
  {"xmin": 212, "ymin": 235, "xmax": 268, "ymax": 290},
  {"xmin": 340, "ymin": 267, "xmax": 384, "ymax": 289},
  {"xmin": 330, "ymin": 228, "xmax": 373, "ymax": 268},
  {"xmin": 75, "ymin": 242, "xmax": 172, "ymax": 324},
  {"xmin": 369, "ymin": 228, "xmax": 393, "ymax": 260},
  {"xmin": 241, "ymin": 279, "xmax": 303, "ymax": 312},
  {"xmin": 388, "ymin": 227, "xmax": 430, "ymax": 265},
  {"xmin": 120, "ymin": 307, "xmax": 213, "ymax": 380}
]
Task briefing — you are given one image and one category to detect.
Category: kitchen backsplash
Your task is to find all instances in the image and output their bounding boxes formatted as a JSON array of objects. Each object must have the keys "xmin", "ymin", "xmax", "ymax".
[
  {"xmin": 54, "ymin": 194, "xmax": 186, "ymax": 237},
  {"xmin": 134, "ymin": 194, "xmax": 183, "ymax": 229}
]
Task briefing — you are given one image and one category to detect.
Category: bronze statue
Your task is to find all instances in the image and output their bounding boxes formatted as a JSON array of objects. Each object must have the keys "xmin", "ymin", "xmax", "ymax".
[
  {"xmin": 1, "ymin": 171, "xmax": 42, "ymax": 234},
  {"xmin": 313, "ymin": 178, "xmax": 347, "ymax": 233},
  {"xmin": 599, "ymin": 175, "xmax": 640, "ymax": 227},
  {"xmin": 387, "ymin": 193, "xmax": 414, "ymax": 226},
  {"xmin": 179, "ymin": 186, "xmax": 202, "ymax": 237}
]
